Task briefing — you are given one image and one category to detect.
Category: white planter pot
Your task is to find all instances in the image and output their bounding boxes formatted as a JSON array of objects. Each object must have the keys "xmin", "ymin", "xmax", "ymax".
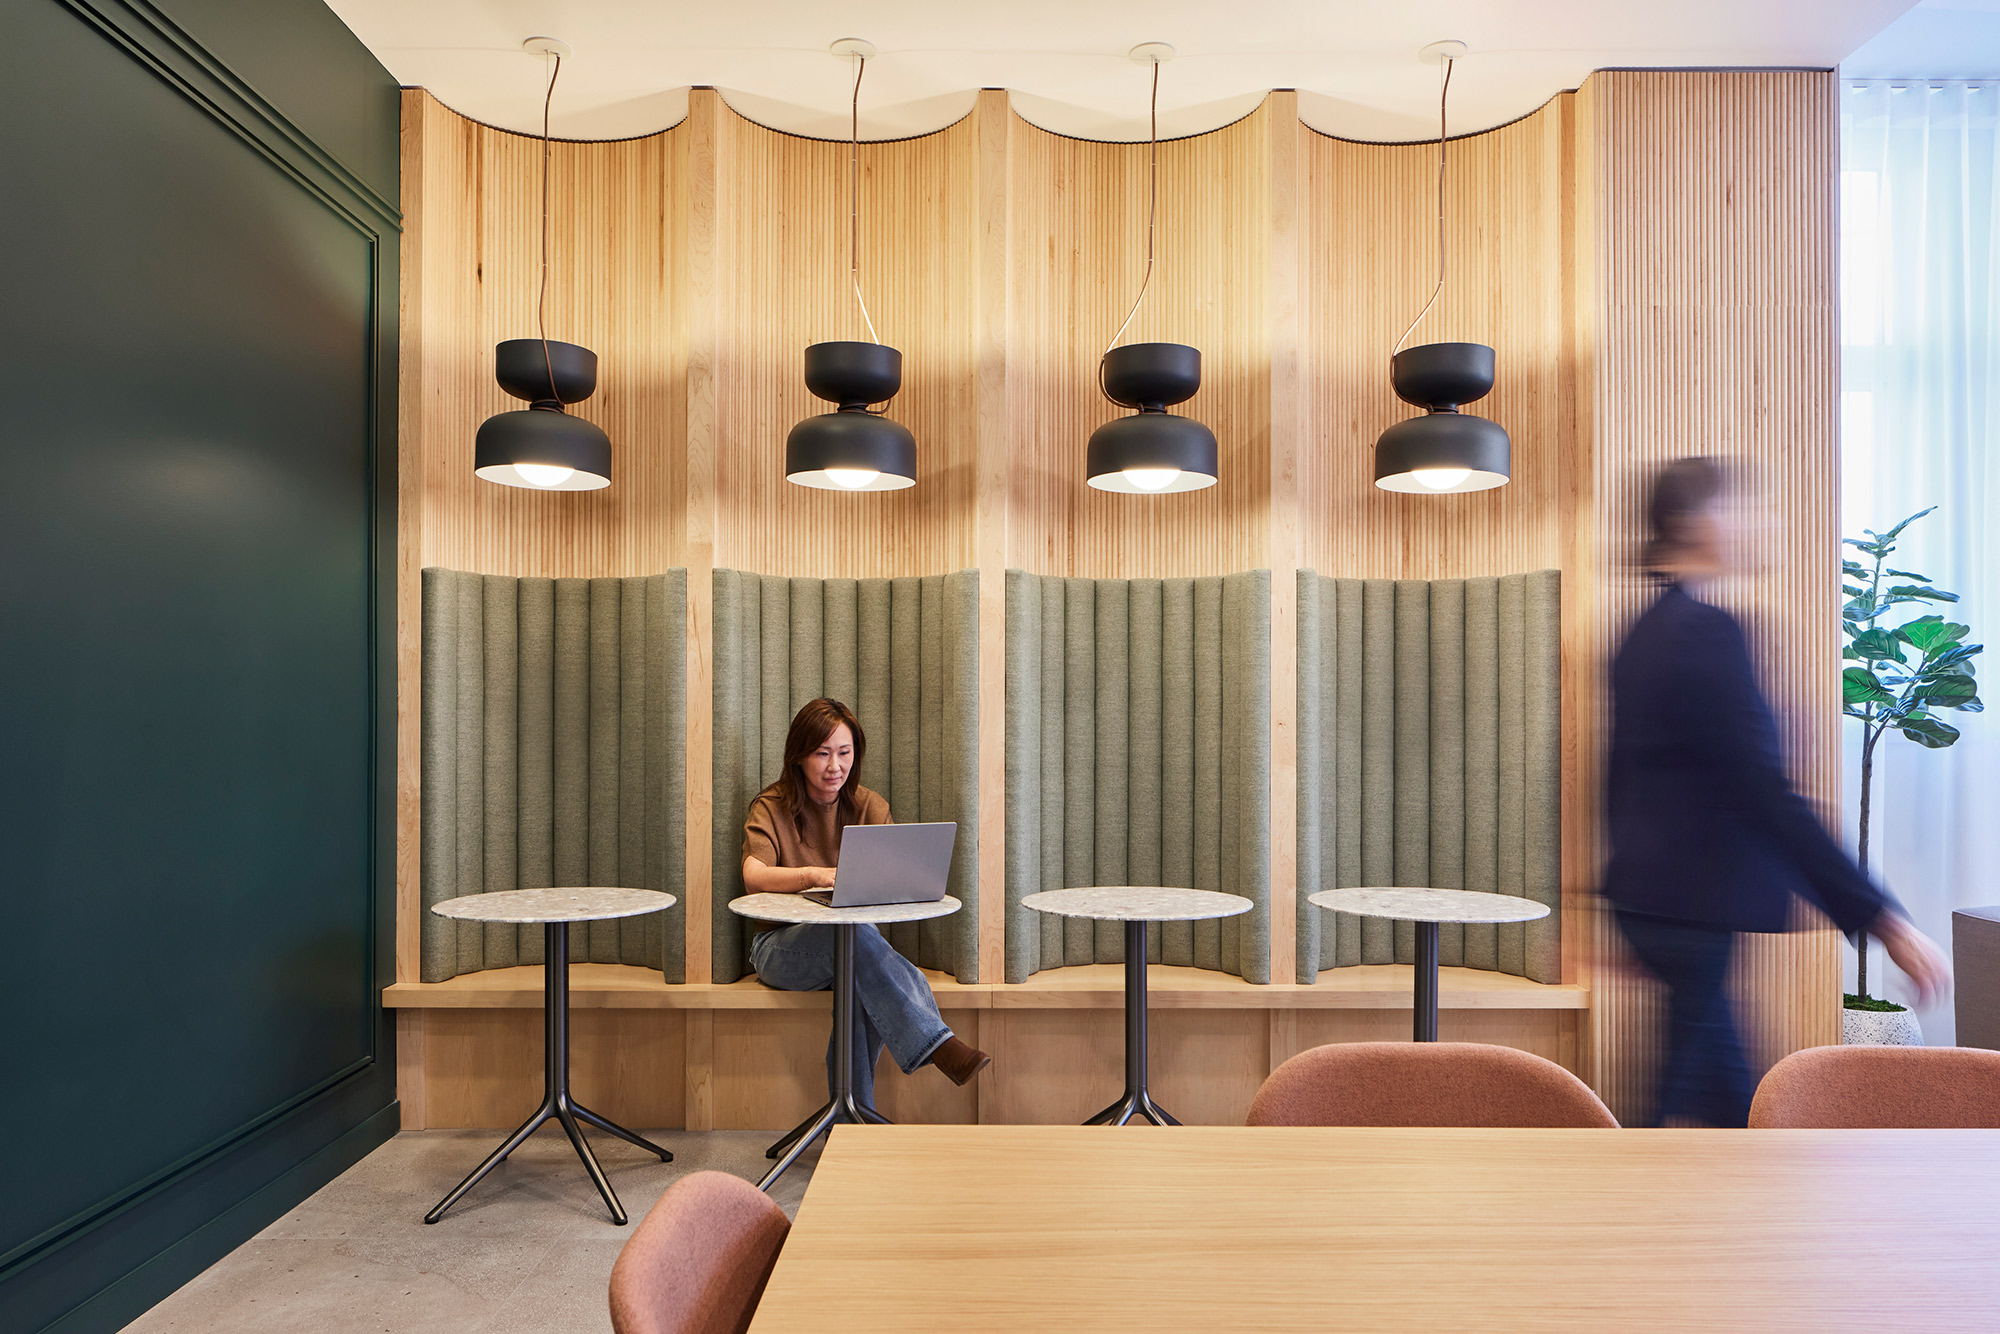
[{"xmin": 1842, "ymin": 1005, "xmax": 1924, "ymax": 1046}]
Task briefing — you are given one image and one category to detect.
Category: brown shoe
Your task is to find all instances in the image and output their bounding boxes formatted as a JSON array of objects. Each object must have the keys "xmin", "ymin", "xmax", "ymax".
[{"xmin": 929, "ymin": 1035, "xmax": 992, "ymax": 1086}]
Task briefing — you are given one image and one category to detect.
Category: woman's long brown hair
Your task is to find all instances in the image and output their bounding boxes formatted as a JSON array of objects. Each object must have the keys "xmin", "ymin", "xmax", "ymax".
[{"xmin": 762, "ymin": 697, "xmax": 868, "ymax": 837}]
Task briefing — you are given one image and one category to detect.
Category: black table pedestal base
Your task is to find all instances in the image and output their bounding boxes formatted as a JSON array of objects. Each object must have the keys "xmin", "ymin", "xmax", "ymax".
[
  {"xmin": 1084, "ymin": 921, "xmax": 1181, "ymax": 1127},
  {"xmin": 759, "ymin": 923, "xmax": 888, "ymax": 1191},
  {"xmin": 1414, "ymin": 919, "xmax": 1440, "ymax": 1042},
  {"xmin": 425, "ymin": 921, "xmax": 673, "ymax": 1225}
]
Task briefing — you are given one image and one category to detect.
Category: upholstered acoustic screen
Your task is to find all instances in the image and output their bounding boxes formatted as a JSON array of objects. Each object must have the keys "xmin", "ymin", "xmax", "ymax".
[
  {"xmin": 420, "ymin": 568, "xmax": 688, "ymax": 983},
  {"xmin": 1296, "ymin": 570, "xmax": 1561, "ymax": 983},
  {"xmin": 1004, "ymin": 570, "xmax": 1273, "ymax": 984},
  {"xmin": 711, "ymin": 570, "xmax": 981, "ymax": 984}
]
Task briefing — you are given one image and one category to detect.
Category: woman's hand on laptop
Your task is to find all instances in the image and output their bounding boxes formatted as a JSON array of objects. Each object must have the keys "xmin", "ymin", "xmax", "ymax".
[{"xmin": 742, "ymin": 855, "xmax": 838, "ymax": 895}]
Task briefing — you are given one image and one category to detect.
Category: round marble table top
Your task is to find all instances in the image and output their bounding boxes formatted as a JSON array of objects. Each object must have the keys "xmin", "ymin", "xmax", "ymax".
[
  {"xmin": 1021, "ymin": 886, "xmax": 1253, "ymax": 923},
  {"xmin": 1307, "ymin": 887, "xmax": 1550, "ymax": 925},
  {"xmin": 727, "ymin": 892, "xmax": 962, "ymax": 926},
  {"xmin": 431, "ymin": 887, "xmax": 678, "ymax": 924}
]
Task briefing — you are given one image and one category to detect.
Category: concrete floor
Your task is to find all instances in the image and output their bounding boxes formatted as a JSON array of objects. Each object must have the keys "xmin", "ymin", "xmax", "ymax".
[{"xmin": 123, "ymin": 1128, "xmax": 819, "ymax": 1333}]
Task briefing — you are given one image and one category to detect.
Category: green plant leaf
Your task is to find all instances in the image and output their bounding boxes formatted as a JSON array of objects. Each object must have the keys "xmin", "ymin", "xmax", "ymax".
[
  {"xmin": 1886, "ymin": 584, "xmax": 1958, "ymax": 603},
  {"xmin": 1927, "ymin": 643, "xmax": 1983, "ymax": 671},
  {"xmin": 1886, "ymin": 568, "xmax": 1932, "ymax": 581},
  {"xmin": 1844, "ymin": 667, "xmax": 1896, "ymax": 705},
  {"xmin": 1844, "ymin": 595, "xmax": 1877, "ymax": 622},
  {"xmin": 1899, "ymin": 716, "xmax": 1962, "ymax": 748},
  {"xmin": 1844, "ymin": 538, "xmax": 1886, "ymax": 555},
  {"xmin": 1877, "ymin": 596, "xmax": 1948, "ymax": 617},
  {"xmin": 1843, "ymin": 560, "xmax": 1873, "ymax": 577},
  {"xmin": 1846, "ymin": 627, "xmax": 1905, "ymax": 663},
  {"xmin": 1880, "ymin": 507, "xmax": 1938, "ymax": 540},
  {"xmin": 1915, "ymin": 674, "xmax": 1979, "ymax": 704},
  {"xmin": 1897, "ymin": 616, "xmax": 1971, "ymax": 652}
]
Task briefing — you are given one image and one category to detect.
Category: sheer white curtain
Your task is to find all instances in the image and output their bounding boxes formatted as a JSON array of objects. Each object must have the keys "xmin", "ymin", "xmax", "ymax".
[{"xmin": 1842, "ymin": 80, "xmax": 2000, "ymax": 1043}]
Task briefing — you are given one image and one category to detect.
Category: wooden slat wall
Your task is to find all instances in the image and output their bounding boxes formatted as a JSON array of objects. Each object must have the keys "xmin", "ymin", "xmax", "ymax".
[
  {"xmin": 709, "ymin": 104, "xmax": 981, "ymax": 578},
  {"xmin": 1296, "ymin": 100, "xmax": 1577, "ymax": 583},
  {"xmin": 396, "ymin": 73, "xmax": 1843, "ymax": 1127},
  {"xmin": 1582, "ymin": 71, "xmax": 1843, "ymax": 1119},
  {"xmin": 1004, "ymin": 102, "xmax": 1273, "ymax": 579},
  {"xmin": 397, "ymin": 94, "xmax": 688, "ymax": 992},
  {"xmin": 1293, "ymin": 96, "xmax": 1590, "ymax": 1009}
]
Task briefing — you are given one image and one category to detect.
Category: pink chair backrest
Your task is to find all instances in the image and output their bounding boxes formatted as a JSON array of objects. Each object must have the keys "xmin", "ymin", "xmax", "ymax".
[
  {"xmin": 609, "ymin": 1171, "xmax": 791, "ymax": 1334},
  {"xmin": 1247, "ymin": 1042, "xmax": 1619, "ymax": 1128},
  {"xmin": 1749, "ymin": 1045, "xmax": 2000, "ymax": 1129}
]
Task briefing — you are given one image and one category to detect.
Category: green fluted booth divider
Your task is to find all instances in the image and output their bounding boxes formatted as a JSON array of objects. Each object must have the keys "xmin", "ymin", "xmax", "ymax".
[
  {"xmin": 1295, "ymin": 569, "xmax": 1561, "ymax": 984},
  {"xmin": 711, "ymin": 570, "xmax": 981, "ymax": 984},
  {"xmin": 1004, "ymin": 570, "xmax": 1272, "ymax": 984},
  {"xmin": 420, "ymin": 568, "xmax": 687, "ymax": 982}
]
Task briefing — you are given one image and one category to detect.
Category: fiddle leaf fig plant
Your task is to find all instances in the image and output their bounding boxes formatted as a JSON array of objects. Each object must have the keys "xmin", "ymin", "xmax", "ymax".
[{"xmin": 1842, "ymin": 507, "xmax": 1982, "ymax": 1001}]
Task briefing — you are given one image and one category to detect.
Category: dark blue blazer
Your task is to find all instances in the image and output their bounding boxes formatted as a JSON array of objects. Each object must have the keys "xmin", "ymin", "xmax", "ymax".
[{"xmin": 1602, "ymin": 584, "xmax": 1889, "ymax": 934}]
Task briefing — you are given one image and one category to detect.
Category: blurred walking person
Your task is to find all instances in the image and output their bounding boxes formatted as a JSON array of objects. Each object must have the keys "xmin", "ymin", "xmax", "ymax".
[{"xmin": 1604, "ymin": 458, "xmax": 1950, "ymax": 1127}]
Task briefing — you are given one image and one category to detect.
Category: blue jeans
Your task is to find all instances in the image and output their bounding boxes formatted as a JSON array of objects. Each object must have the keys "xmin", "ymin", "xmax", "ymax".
[
  {"xmin": 1616, "ymin": 910, "xmax": 1754, "ymax": 1128},
  {"xmin": 750, "ymin": 924, "xmax": 952, "ymax": 1110}
]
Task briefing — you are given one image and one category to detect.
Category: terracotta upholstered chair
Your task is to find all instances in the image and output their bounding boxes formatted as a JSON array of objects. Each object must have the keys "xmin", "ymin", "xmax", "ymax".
[
  {"xmin": 609, "ymin": 1171, "xmax": 791, "ymax": 1334},
  {"xmin": 1749, "ymin": 1045, "xmax": 2000, "ymax": 1129},
  {"xmin": 1246, "ymin": 1042, "xmax": 1619, "ymax": 1128}
]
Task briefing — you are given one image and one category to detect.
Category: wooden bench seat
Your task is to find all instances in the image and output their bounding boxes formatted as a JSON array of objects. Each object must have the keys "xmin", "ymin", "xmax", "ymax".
[{"xmin": 382, "ymin": 963, "xmax": 1588, "ymax": 1012}]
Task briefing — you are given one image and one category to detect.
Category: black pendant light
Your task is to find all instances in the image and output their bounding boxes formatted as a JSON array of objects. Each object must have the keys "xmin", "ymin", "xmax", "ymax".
[
  {"xmin": 786, "ymin": 39, "xmax": 916, "ymax": 492},
  {"xmin": 1087, "ymin": 44, "xmax": 1217, "ymax": 495},
  {"xmin": 475, "ymin": 38, "xmax": 612, "ymax": 492},
  {"xmin": 1374, "ymin": 42, "xmax": 1510, "ymax": 495}
]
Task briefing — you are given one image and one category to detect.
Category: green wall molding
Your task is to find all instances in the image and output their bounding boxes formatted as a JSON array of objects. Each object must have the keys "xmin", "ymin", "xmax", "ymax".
[
  {"xmin": 1004, "ymin": 570, "xmax": 1273, "ymax": 984},
  {"xmin": 54, "ymin": 0, "xmax": 401, "ymax": 232},
  {"xmin": 420, "ymin": 569, "xmax": 689, "ymax": 982},
  {"xmin": 1296, "ymin": 569, "xmax": 1562, "ymax": 984},
  {"xmin": 2, "ymin": 2, "xmax": 399, "ymax": 1327}
]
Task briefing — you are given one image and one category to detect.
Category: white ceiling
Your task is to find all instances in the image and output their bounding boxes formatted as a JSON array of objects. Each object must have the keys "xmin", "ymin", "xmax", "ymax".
[
  {"xmin": 1843, "ymin": 0, "xmax": 2000, "ymax": 79},
  {"xmin": 327, "ymin": 0, "xmax": 1922, "ymax": 144}
]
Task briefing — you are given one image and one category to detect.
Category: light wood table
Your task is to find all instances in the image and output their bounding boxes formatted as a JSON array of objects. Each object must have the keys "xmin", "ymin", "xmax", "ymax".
[{"xmin": 749, "ymin": 1124, "xmax": 2000, "ymax": 1333}]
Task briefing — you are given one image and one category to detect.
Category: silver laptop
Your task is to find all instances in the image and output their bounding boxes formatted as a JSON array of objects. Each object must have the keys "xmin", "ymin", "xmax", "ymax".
[{"xmin": 801, "ymin": 822, "xmax": 957, "ymax": 908}]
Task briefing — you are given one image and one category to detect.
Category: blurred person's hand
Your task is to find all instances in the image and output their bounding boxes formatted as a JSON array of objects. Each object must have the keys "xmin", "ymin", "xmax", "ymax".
[{"xmin": 1874, "ymin": 913, "xmax": 1953, "ymax": 1011}]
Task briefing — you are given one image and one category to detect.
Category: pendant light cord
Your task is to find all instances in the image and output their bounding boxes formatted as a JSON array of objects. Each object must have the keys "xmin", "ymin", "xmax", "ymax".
[
  {"xmin": 538, "ymin": 51, "xmax": 562, "ymax": 401},
  {"xmin": 849, "ymin": 55, "xmax": 880, "ymax": 345},
  {"xmin": 1394, "ymin": 55, "xmax": 1453, "ymax": 355},
  {"xmin": 1103, "ymin": 59, "xmax": 1161, "ymax": 363}
]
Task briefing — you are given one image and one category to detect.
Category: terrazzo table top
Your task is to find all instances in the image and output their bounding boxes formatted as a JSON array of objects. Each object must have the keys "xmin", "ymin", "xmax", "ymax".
[
  {"xmin": 1021, "ymin": 886, "xmax": 1253, "ymax": 923},
  {"xmin": 1307, "ymin": 887, "xmax": 1550, "ymax": 924},
  {"xmin": 728, "ymin": 892, "xmax": 962, "ymax": 926},
  {"xmin": 431, "ymin": 887, "xmax": 678, "ymax": 923}
]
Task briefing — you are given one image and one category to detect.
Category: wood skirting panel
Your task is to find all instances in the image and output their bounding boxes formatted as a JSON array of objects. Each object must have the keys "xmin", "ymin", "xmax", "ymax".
[
  {"xmin": 397, "ymin": 73, "xmax": 1844, "ymax": 1122},
  {"xmin": 401, "ymin": 1009, "xmax": 687, "ymax": 1130},
  {"xmin": 397, "ymin": 1005, "xmax": 1575, "ymax": 1130}
]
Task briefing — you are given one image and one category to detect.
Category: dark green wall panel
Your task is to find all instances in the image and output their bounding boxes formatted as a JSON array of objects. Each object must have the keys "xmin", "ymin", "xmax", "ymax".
[
  {"xmin": 157, "ymin": 0, "xmax": 400, "ymax": 202},
  {"xmin": 0, "ymin": 2, "xmax": 397, "ymax": 1330}
]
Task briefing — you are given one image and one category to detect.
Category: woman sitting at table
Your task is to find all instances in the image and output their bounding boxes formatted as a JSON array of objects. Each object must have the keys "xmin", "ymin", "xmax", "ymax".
[{"xmin": 743, "ymin": 697, "xmax": 990, "ymax": 1107}]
